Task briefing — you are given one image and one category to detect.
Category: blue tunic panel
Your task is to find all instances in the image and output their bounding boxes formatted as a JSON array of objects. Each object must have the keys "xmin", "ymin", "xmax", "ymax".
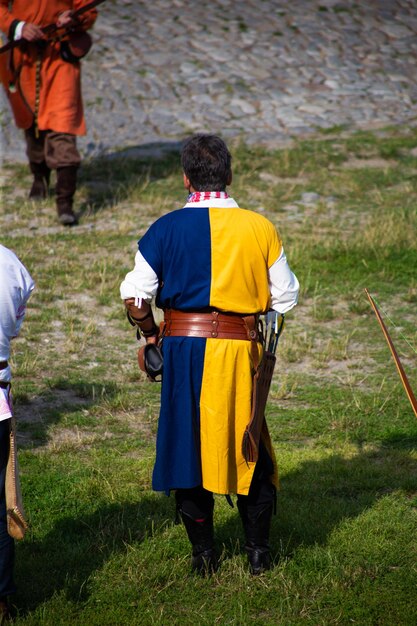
[
  {"xmin": 139, "ymin": 208, "xmax": 212, "ymax": 311},
  {"xmin": 152, "ymin": 337, "xmax": 206, "ymax": 492}
]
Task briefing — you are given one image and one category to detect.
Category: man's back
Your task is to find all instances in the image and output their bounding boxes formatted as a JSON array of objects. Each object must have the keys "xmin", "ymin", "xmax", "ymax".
[{"xmin": 139, "ymin": 202, "xmax": 281, "ymax": 314}]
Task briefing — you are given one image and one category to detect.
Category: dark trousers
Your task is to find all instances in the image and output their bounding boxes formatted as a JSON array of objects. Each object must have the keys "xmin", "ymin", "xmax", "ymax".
[
  {"xmin": 0, "ymin": 419, "xmax": 15, "ymax": 599},
  {"xmin": 176, "ymin": 441, "xmax": 275, "ymax": 523}
]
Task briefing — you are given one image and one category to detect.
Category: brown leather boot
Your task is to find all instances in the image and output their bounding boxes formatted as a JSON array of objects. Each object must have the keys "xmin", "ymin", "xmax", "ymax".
[
  {"xmin": 56, "ymin": 166, "xmax": 78, "ymax": 226},
  {"xmin": 29, "ymin": 161, "xmax": 50, "ymax": 200}
]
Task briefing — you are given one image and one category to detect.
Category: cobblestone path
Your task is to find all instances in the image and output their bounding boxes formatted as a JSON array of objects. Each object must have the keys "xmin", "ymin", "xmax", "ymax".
[{"xmin": 1, "ymin": 0, "xmax": 416, "ymax": 162}]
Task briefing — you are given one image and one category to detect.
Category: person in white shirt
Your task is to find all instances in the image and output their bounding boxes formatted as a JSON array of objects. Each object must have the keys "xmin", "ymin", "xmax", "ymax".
[{"xmin": 0, "ymin": 244, "xmax": 34, "ymax": 621}]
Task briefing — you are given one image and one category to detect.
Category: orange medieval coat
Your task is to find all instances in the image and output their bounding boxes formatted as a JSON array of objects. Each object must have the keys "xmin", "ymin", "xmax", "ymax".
[{"xmin": 0, "ymin": 0, "xmax": 97, "ymax": 134}]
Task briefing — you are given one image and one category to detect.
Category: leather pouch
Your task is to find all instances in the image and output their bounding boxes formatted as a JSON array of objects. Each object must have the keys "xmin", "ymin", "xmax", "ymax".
[
  {"xmin": 60, "ymin": 31, "xmax": 92, "ymax": 63},
  {"xmin": 138, "ymin": 343, "xmax": 163, "ymax": 382}
]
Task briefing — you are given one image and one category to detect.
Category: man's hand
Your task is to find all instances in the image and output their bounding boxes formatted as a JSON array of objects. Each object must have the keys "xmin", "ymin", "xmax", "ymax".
[
  {"xmin": 56, "ymin": 10, "xmax": 77, "ymax": 29},
  {"xmin": 124, "ymin": 298, "xmax": 159, "ymax": 339},
  {"xmin": 21, "ymin": 23, "xmax": 45, "ymax": 42}
]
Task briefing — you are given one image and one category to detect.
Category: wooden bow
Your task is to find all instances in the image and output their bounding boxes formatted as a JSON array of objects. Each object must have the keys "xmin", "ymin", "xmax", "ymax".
[{"xmin": 365, "ymin": 288, "xmax": 417, "ymax": 419}]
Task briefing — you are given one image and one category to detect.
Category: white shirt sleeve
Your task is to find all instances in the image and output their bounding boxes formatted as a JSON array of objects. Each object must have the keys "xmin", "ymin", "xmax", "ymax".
[
  {"xmin": 14, "ymin": 21, "xmax": 25, "ymax": 40},
  {"xmin": 0, "ymin": 245, "xmax": 35, "ymax": 382},
  {"xmin": 120, "ymin": 250, "xmax": 159, "ymax": 303},
  {"xmin": 268, "ymin": 247, "xmax": 299, "ymax": 314}
]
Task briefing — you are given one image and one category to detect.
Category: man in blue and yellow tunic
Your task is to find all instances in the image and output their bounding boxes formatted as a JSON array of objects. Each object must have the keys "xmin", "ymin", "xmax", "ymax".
[{"xmin": 120, "ymin": 135, "xmax": 299, "ymax": 575}]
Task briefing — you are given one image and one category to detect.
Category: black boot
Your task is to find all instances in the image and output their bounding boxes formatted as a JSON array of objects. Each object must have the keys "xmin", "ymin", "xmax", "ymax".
[
  {"xmin": 29, "ymin": 161, "xmax": 50, "ymax": 200},
  {"xmin": 180, "ymin": 510, "xmax": 218, "ymax": 575},
  {"xmin": 176, "ymin": 488, "xmax": 217, "ymax": 576},
  {"xmin": 238, "ymin": 500, "xmax": 273, "ymax": 575},
  {"xmin": 56, "ymin": 166, "xmax": 78, "ymax": 226}
]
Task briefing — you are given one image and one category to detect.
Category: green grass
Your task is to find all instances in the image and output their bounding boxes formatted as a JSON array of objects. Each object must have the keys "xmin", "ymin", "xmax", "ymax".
[{"xmin": 1, "ymin": 126, "xmax": 416, "ymax": 625}]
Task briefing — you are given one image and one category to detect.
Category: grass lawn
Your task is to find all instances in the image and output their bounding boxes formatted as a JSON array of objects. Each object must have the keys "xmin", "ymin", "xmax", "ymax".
[{"xmin": 1, "ymin": 127, "xmax": 416, "ymax": 625}]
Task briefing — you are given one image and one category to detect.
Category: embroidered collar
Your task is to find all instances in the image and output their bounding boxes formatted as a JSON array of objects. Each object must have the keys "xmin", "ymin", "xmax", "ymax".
[
  {"xmin": 183, "ymin": 190, "xmax": 239, "ymax": 209},
  {"xmin": 187, "ymin": 191, "xmax": 229, "ymax": 203}
]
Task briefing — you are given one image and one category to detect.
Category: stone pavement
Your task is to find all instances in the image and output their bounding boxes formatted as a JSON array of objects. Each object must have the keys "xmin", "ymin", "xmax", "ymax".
[{"xmin": 1, "ymin": 0, "xmax": 416, "ymax": 163}]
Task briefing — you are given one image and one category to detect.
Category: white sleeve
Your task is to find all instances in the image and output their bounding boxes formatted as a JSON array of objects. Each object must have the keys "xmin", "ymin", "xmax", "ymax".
[
  {"xmin": 120, "ymin": 250, "xmax": 159, "ymax": 302},
  {"xmin": 0, "ymin": 246, "xmax": 35, "ymax": 381},
  {"xmin": 14, "ymin": 21, "xmax": 25, "ymax": 40},
  {"xmin": 268, "ymin": 247, "xmax": 299, "ymax": 314}
]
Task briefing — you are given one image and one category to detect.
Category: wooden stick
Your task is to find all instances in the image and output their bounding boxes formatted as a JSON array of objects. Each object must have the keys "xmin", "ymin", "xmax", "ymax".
[{"xmin": 365, "ymin": 288, "xmax": 417, "ymax": 419}]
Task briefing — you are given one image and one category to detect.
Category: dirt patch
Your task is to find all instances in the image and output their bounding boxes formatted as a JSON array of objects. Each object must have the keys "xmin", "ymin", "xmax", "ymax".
[
  {"xmin": 341, "ymin": 157, "xmax": 397, "ymax": 170},
  {"xmin": 17, "ymin": 389, "xmax": 90, "ymax": 422},
  {"xmin": 259, "ymin": 172, "xmax": 310, "ymax": 185}
]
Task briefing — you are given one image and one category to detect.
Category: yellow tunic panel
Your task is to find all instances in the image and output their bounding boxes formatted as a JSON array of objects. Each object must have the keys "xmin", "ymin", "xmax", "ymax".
[
  {"xmin": 200, "ymin": 338, "xmax": 278, "ymax": 495},
  {"xmin": 209, "ymin": 207, "xmax": 282, "ymax": 313}
]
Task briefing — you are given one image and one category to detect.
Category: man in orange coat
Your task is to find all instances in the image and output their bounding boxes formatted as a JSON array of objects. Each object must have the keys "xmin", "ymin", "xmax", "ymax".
[{"xmin": 0, "ymin": 1, "xmax": 98, "ymax": 225}]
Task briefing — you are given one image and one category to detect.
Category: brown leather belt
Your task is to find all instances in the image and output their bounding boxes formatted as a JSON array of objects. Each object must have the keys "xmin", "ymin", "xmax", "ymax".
[{"xmin": 163, "ymin": 310, "xmax": 259, "ymax": 341}]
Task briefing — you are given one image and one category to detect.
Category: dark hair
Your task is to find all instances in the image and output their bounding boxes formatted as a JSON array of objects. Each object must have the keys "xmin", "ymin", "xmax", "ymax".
[{"xmin": 181, "ymin": 134, "xmax": 232, "ymax": 191}]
